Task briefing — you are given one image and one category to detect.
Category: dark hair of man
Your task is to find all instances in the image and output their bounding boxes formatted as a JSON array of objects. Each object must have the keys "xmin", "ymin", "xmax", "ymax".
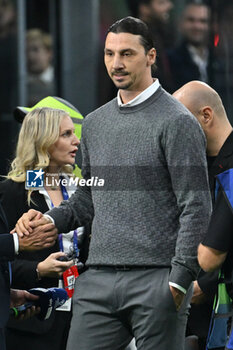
[{"xmin": 107, "ymin": 16, "xmax": 155, "ymax": 54}]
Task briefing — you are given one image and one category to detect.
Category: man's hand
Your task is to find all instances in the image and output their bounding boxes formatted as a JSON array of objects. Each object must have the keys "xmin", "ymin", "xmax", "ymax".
[
  {"xmin": 11, "ymin": 209, "xmax": 57, "ymax": 251},
  {"xmin": 191, "ymin": 280, "xmax": 207, "ymax": 304},
  {"xmin": 11, "ymin": 209, "xmax": 45, "ymax": 237},
  {"xmin": 18, "ymin": 223, "xmax": 58, "ymax": 251},
  {"xmin": 10, "ymin": 289, "xmax": 40, "ymax": 320},
  {"xmin": 169, "ymin": 285, "xmax": 185, "ymax": 311}
]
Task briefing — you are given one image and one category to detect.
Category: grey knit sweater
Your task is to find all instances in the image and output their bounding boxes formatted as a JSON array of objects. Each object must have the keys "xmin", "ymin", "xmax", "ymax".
[{"xmin": 48, "ymin": 87, "xmax": 212, "ymax": 290}]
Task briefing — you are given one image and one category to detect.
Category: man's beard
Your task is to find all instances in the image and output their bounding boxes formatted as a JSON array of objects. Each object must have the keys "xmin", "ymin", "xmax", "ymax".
[
  {"xmin": 111, "ymin": 72, "xmax": 132, "ymax": 90},
  {"xmin": 114, "ymin": 81, "xmax": 132, "ymax": 90}
]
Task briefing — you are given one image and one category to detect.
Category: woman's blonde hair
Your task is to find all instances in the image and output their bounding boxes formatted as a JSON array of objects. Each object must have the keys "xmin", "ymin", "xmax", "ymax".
[{"xmin": 8, "ymin": 107, "xmax": 74, "ymax": 202}]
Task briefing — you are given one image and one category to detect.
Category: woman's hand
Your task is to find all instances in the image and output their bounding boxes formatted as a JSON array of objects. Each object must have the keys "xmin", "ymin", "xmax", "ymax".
[{"xmin": 37, "ymin": 252, "xmax": 74, "ymax": 278}]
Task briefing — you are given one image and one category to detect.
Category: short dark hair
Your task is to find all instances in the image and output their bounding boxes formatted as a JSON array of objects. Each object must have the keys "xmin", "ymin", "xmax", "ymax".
[{"xmin": 107, "ymin": 16, "xmax": 155, "ymax": 54}]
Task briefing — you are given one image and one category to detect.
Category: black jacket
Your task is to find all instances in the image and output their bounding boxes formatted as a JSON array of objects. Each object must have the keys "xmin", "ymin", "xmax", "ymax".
[
  {"xmin": 0, "ymin": 204, "xmax": 14, "ymax": 330},
  {"xmin": 0, "ymin": 179, "xmax": 90, "ymax": 334},
  {"xmin": 167, "ymin": 40, "xmax": 213, "ymax": 93}
]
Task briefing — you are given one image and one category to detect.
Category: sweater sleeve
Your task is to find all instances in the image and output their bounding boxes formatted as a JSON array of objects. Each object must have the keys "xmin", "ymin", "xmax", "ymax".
[{"xmin": 164, "ymin": 113, "xmax": 212, "ymax": 290}]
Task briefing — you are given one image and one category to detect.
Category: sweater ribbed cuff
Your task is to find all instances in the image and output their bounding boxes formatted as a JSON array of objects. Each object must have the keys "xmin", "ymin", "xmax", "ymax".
[{"xmin": 169, "ymin": 263, "xmax": 198, "ymax": 291}]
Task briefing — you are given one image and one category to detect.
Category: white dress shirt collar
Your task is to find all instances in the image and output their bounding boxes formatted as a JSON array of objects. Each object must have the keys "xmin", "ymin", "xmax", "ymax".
[{"xmin": 117, "ymin": 79, "xmax": 160, "ymax": 107}]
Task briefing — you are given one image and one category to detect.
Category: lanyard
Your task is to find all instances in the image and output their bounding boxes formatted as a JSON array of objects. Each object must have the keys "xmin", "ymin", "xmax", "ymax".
[{"xmin": 50, "ymin": 178, "xmax": 79, "ymax": 258}]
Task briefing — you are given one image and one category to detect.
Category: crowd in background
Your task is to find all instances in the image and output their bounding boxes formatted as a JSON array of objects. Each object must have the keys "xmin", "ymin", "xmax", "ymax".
[
  {"xmin": 0, "ymin": 1, "xmax": 233, "ymax": 350},
  {"xmin": 0, "ymin": 0, "xmax": 233, "ymax": 175}
]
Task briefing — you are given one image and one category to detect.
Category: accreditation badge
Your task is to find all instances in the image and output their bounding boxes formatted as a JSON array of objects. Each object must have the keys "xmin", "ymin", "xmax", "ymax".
[
  {"xmin": 63, "ymin": 265, "xmax": 79, "ymax": 298},
  {"xmin": 56, "ymin": 265, "xmax": 79, "ymax": 312}
]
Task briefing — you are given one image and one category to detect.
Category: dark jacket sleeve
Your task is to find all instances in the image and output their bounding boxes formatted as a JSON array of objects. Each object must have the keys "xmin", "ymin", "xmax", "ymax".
[
  {"xmin": 0, "ymin": 202, "xmax": 15, "ymax": 261},
  {"xmin": 0, "ymin": 234, "xmax": 15, "ymax": 262},
  {"xmin": 0, "ymin": 179, "xmax": 59, "ymax": 289},
  {"xmin": 197, "ymin": 269, "xmax": 219, "ymax": 298}
]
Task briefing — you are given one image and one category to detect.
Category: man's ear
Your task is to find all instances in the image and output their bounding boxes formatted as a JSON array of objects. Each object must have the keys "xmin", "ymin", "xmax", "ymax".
[
  {"xmin": 200, "ymin": 106, "xmax": 213, "ymax": 124},
  {"xmin": 147, "ymin": 48, "xmax": 156, "ymax": 66}
]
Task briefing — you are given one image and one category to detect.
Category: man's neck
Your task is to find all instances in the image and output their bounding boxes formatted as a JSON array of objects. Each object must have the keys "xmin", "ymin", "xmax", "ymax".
[
  {"xmin": 119, "ymin": 78, "xmax": 154, "ymax": 104},
  {"xmin": 207, "ymin": 125, "xmax": 233, "ymax": 156}
]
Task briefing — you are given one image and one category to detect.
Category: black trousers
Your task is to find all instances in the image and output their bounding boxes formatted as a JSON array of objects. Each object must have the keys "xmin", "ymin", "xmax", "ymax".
[
  {"xmin": 5, "ymin": 311, "xmax": 72, "ymax": 350},
  {"xmin": 0, "ymin": 328, "xmax": 6, "ymax": 350}
]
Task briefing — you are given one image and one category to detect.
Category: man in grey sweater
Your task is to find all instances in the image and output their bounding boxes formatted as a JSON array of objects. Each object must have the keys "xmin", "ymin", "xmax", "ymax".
[{"xmin": 16, "ymin": 17, "xmax": 212, "ymax": 350}]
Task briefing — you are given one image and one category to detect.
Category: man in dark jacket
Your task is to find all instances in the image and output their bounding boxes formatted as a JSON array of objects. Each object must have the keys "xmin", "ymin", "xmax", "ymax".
[
  {"xmin": 0, "ymin": 202, "xmax": 57, "ymax": 350},
  {"xmin": 168, "ymin": 1, "xmax": 211, "ymax": 93}
]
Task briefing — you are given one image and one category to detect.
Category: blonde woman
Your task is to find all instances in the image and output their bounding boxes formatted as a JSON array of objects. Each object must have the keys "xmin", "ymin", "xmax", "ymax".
[{"xmin": 0, "ymin": 107, "xmax": 89, "ymax": 350}]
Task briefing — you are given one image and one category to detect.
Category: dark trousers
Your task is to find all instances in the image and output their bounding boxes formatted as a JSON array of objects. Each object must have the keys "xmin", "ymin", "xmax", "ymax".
[
  {"xmin": 5, "ymin": 311, "xmax": 71, "ymax": 350},
  {"xmin": 67, "ymin": 267, "xmax": 192, "ymax": 350},
  {"xmin": 0, "ymin": 328, "xmax": 6, "ymax": 350}
]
